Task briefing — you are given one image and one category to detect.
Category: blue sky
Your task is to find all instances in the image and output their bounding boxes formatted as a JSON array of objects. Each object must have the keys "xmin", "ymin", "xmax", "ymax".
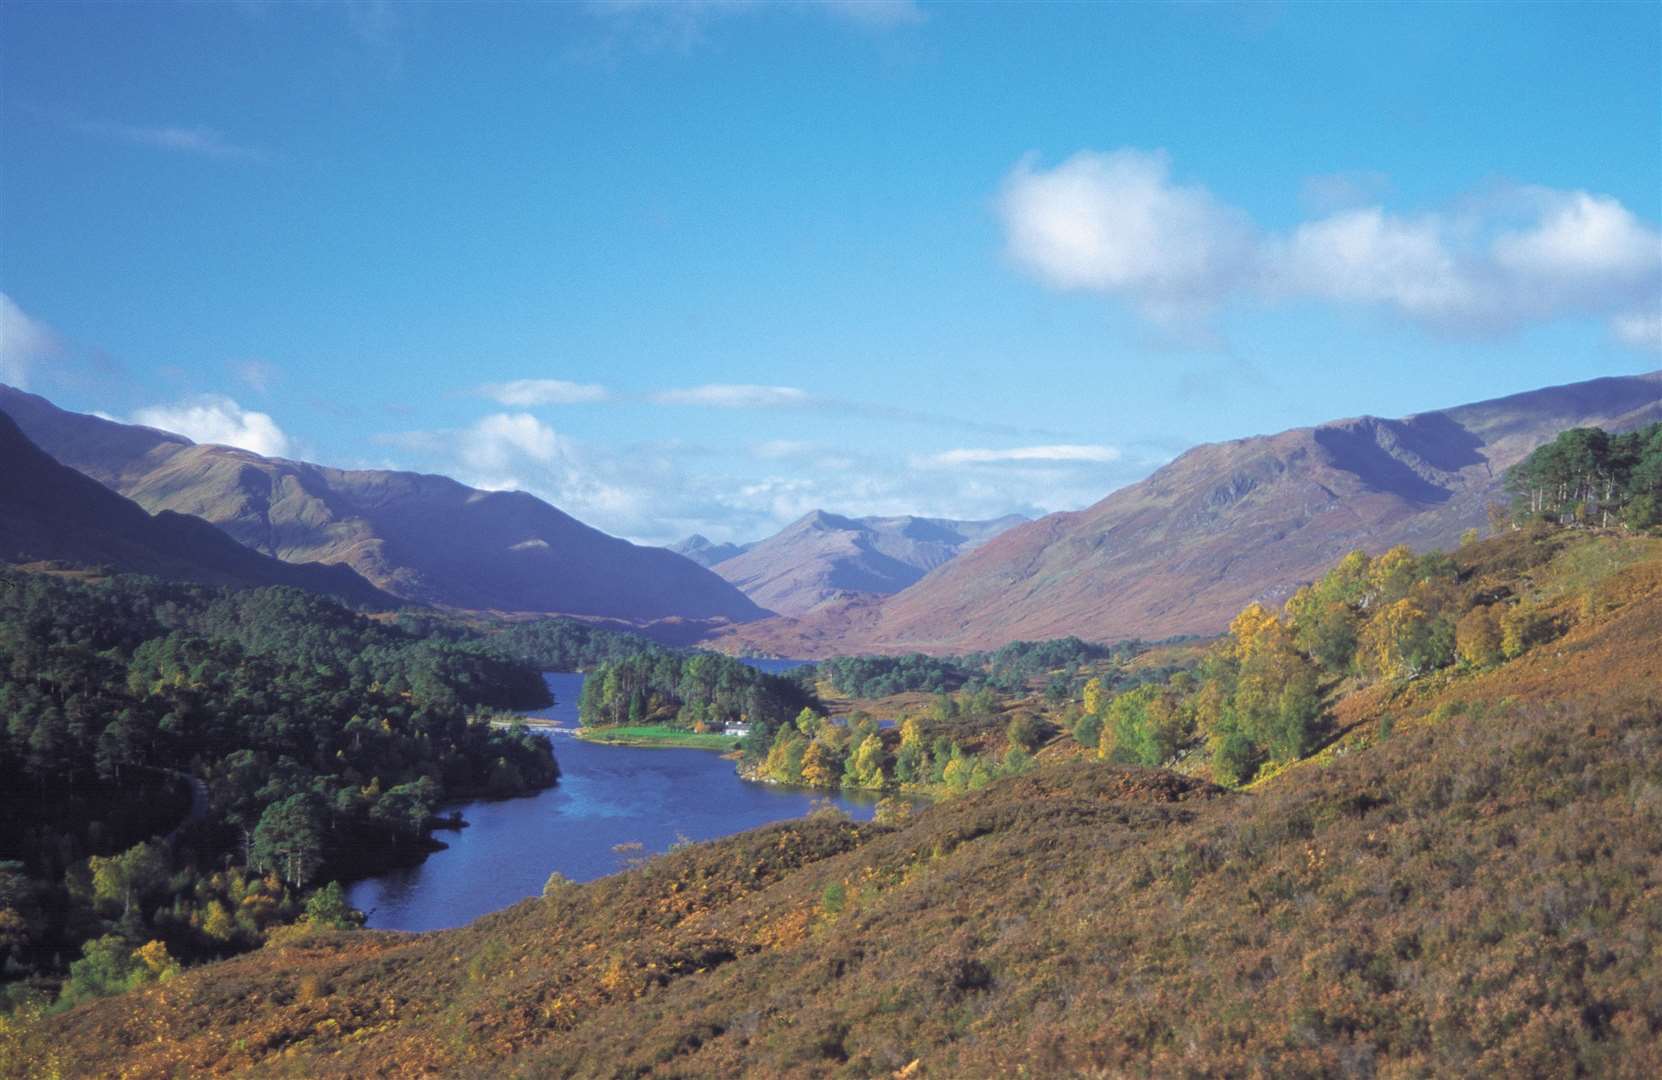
[{"xmin": 2, "ymin": 1, "xmax": 1659, "ymax": 545}]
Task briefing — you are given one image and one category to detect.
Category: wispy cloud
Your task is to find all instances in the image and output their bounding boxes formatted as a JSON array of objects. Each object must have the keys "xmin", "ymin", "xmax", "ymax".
[
  {"xmin": 75, "ymin": 119, "xmax": 269, "ymax": 162},
  {"xmin": 476, "ymin": 378, "xmax": 611, "ymax": 406},
  {"xmin": 999, "ymin": 148, "xmax": 1662, "ymax": 348},
  {"xmin": 919, "ymin": 444, "xmax": 1122, "ymax": 467},
  {"xmin": 131, "ymin": 395, "xmax": 292, "ymax": 457},
  {"xmin": 232, "ymin": 359, "xmax": 280, "ymax": 395},
  {"xmin": 582, "ymin": 0, "xmax": 922, "ymax": 55},
  {"xmin": 651, "ymin": 384, "xmax": 812, "ymax": 408}
]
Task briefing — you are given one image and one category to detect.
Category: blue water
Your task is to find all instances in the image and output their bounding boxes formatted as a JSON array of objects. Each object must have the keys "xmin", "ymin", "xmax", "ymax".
[{"xmin": 346, "ymin": 670, "xmax": 875, "ymax": 931}]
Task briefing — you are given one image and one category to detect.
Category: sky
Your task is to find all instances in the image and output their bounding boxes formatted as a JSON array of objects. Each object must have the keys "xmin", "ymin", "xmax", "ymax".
[{"xmin": 2, "ymin": 1, "xmax": 1659, "ymax": 546}]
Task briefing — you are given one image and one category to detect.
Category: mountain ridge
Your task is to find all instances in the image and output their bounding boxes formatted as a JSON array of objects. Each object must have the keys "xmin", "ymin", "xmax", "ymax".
[
  {"xmin": 0, "ymin": 385, "xmax": 766, "ymax": 626},
  {"xmin": 708, "ymin": 371, "xmax": 1662, "ymax": 656},
  {"xmin": 0, "ymin": 408, "xmax": 395, "ymax": 606},
  {"xmin": 701, "ymin": 510, "xmax": 1028, "ymax": 616}
]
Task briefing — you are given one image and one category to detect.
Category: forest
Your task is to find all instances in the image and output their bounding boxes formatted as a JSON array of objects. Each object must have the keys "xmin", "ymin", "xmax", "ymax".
[
  {"xmin": 576, "ymin": 650, "xmax": 817, "ymax": 736},
  {"xmin": 1505, "ymin": 421, "xmax": 1662, "ymax": 527},
  {"xmin": 394, "ymin": 611, "xmax": 666, "ymax": 673},
  {"xmin": 0, "ymin": 572, "xmax": 558, "ymax": 1010}
]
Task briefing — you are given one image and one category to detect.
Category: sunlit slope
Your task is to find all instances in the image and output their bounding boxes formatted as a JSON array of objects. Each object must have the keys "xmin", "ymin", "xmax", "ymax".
[{"xmin": 17, "ymin": 531, "xmax": 1662, "ymax": 1078}]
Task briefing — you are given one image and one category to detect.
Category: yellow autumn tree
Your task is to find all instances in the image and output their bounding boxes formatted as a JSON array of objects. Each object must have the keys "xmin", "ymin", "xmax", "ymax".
[
  {"xmin": 1229, "ymin": 603, "xmax": 1283, "ymax": 661},
  {"xmin": 1081, "ymin": 677, "xmax": 1106, "ymax": 718},
  {"xmin": 846, "ymin": 733, "xmax": 887, "ymax": 790},
  {"xmin": 1455, "ymin": 604, "xmax": 1504, "ymax": 668},
  {"xmin": 799, "ymin": 740, "xmax": 839, "ymax": 788}
]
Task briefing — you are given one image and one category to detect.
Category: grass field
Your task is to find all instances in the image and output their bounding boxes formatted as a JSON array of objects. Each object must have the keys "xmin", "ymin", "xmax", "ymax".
[{"xmin": 573, "ymin": 724, "xmax": 743, "ymax": 750}]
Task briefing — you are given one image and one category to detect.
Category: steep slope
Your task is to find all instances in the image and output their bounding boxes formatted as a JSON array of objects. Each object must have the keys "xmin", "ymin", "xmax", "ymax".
[
  {"xmin": 23, "ymin": 534, "xmax": 1662, "ymax": 1077},
  {"xmin": 716, "ymin": 372, "xmax": 1662, "ymax": 654},
  {"xmin": 707, "ymin": 510, "xmax": 1027, "ymax": 616},
  {"xmin": 0, "ymin": 409, "xmax": 393, "ymax": 606},
  {"xmin": 0, "ymin": 386, "xmax": 766, "ymax": 624}
]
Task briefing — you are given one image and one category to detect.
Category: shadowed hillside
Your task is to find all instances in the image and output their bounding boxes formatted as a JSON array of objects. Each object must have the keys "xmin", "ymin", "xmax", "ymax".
[
  {"xmin": 713, "ymin": 372, "xmax": 1662, "ymax": 656},
  {"xmin": 0, "ymin": 409, "xmax": 393, "ymax": 607},
  {"xmin": 13, "ymin": 527, "xmax": 1661, "ymax": 1078},
  {"xmin": 0, "ymin": 386, "xmax": 765, "ymax": 626}
]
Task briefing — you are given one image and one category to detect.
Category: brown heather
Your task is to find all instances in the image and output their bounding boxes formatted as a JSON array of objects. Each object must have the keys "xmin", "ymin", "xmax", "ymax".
[{"xmin": 7, "ymin": 528, "xmax": 1662, "ymax": 1078}]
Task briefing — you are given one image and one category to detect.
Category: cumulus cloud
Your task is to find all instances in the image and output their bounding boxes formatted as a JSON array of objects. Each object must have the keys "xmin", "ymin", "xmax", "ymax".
[
  {"xmin": 476, "ymin": 378, "xmax": 610, "ymax": 406},
  {"xmin": 132, "ymin": 395, "xmax": 292, "ymax": 457},
  {"xmin": 0, "ymin": 293, "xmax": 63, "ymax": 390},
  {"xmin": 998, "ymin": 149, "xmax": 1257, "ymax": 325},
  {"xmin": 651, "ymin": 384, "xmax": 812, "ymax": 408},
  {"xmin": 999, "ymin": 149, "xmax": 1662, "ymax": 347},
  {"xmin": 919, "ymin": 444, "xmax": 1121, "ymax": 467}
]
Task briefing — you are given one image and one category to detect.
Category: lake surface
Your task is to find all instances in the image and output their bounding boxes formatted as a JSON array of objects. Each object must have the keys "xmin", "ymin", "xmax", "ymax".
[{"xmin": 347, "ymin": 666, "xmax": 876, "ymax": 932}]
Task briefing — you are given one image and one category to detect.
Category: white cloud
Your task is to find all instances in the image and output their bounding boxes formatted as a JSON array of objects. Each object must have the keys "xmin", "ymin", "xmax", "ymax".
[
  {"xmin": 1613, "ymin": 310, "xmax": 1662, "ymax": 352},
  {"xmin": 132, "ymin": 395, "xmax": 292, "ymax": 457},
  {"xmin": 1276, "ymin": 207, "xmax": 1479, "ymax": 322},
  {"xmin": 997, "ymin": 149, "xmax": 1257, "ymax": 324},
  {"xmin": 0, "ymin": 293, "xmax": 63, "ymax": 390},
  {"xmin": 999, "ymin": 149, "xmax": 1662, "ymax": 347},
  {"xmin": 476, "ymin": 378, "xmax": 611, "ymax": 406},
  {"xmin": 919, "ymin": 444, "xmax": 1122, "ymax": 467},
  {"xmin": 1493, "ymin": 191, "xmax": 1660, "ymax": 283},
  {"xmin": 652, "ymin": 384, "xmax": 812, "ymax": 408}
]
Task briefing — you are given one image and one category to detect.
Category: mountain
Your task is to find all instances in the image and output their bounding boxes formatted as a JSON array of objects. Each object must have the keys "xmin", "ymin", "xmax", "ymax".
[
  {"xmin": 669, "ymin": 534, "xmax": 753, "ymax": 568},
  {"xmin": 712, "ymin": 372, "xmax": 1662, "ymax": 655},
  {"xmin": 704, "ymin": 510, "xmax": 1028, "ymax": 616},
  {"xmin": 0, "ymin": 408, "xmax": 393, "ymax": 606},
  {"xmin": 0, "ymin": 386, "xmax": 766, "ymax": 625}
]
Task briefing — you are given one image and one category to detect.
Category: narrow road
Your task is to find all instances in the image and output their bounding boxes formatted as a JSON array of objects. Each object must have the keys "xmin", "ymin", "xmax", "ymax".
[{"xmin": 156, "ymin": 768, "xmax": 210, "ymax": 845}]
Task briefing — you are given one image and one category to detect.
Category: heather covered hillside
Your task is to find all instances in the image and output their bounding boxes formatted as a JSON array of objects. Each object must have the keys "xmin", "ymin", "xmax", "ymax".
[{"xmin": 11, "ymin": 525, "xmax": 1661, "ymax": 1078}]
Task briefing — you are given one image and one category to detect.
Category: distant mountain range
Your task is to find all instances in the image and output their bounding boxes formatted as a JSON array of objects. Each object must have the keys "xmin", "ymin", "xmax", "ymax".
[
  {"xmin": 0, "ymin": 409, "xmax": 394, "ymax": 606},
  {"xmin": 712, "ymin": 372, "xmax": 1662, "ymax": 656},
  {"xmin": 673, "ymin": 511, "xmax": 1028, "ymax": 616},
  {"xmin": 670, "ymin": 535, "xmax": 753, "ymax": 569},
  {"xmin": 0, "ymin": 386, "xmax": 765, "ymax": 626}
]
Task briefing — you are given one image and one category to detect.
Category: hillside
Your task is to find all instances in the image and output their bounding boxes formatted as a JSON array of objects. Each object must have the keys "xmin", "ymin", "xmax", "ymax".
[
  {"xmin": 712, "ymin": 372, "xmax": 1662, "ymax": 655},
  {"xmin": 0, "ymin": 409, "xmax": 393, "ymax": 607},
  {"xmin": 0, "ymin": 386, "xmax": 765, "ymax": 626},
  {"xmin": 705, "ymin": 510, "xmax": 1027, "ymax": 616},
  {"xmin": 13, "ymin": 528, "xmax": 1661, "ymax": 1078}
]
